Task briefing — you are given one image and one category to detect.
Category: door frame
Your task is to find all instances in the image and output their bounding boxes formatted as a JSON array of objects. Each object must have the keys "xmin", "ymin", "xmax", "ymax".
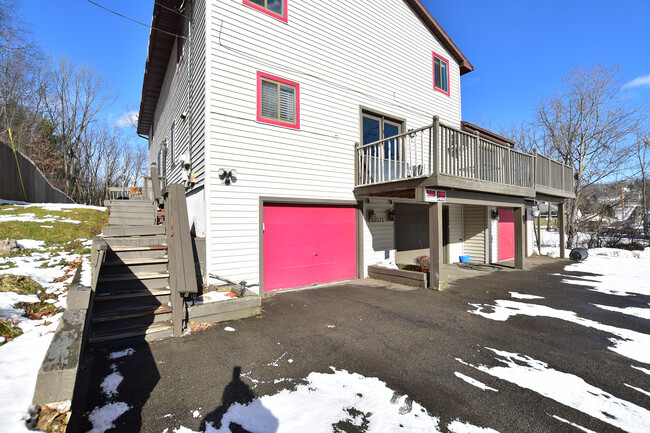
[{"xmin": 259, "ymin": 197, "xmax": 360, "ymax": 293}]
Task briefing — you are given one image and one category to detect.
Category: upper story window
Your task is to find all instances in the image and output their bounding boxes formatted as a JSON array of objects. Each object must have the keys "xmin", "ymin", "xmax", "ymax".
[
  {"xmin": 243, "ymin": 0, "xmax": 288, "ymax": 23},
  {"xmin": 257, "ymin": 71, "xmax": 300, "ymax": 129},
  {"xmin": 361, "ymin": 110, "xmax": 404, "ymax": 159},
  {"xmin": 433, "ymin": 51, "xmax": 450, "ymax": 96}
]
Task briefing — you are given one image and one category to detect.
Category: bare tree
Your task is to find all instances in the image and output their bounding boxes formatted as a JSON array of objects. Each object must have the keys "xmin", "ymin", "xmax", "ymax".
[
  {"xmin": 633, "ymin": 132, "xmax": 649, "ymax": 224},
  {"xmin": 44, "ymin": 55, "xmax": 116, "ymax": 200},
  {"xmin": 0, "ymin": 0, "xmax": 48, "ymax": 150},
  {"xmin": 535, "ymin": 65, "xmax": 645, "ymax": 248}
]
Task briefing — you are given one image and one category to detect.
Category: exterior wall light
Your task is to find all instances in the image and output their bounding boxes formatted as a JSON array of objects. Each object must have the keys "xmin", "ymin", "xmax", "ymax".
[
  {"xmin": 491, "ymin": 210, "xmax": 499, "ymax": 220},
  {"xmin": 218, "ymin": 168, "xmax": 238, "ymax": 185},
  {"xmin": 532, "ymin": 206, "xmax": 540, "ymax": 218}
]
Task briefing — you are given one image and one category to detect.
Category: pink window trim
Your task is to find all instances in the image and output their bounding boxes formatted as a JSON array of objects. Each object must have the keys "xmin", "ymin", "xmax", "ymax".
[
  {"xmin": 243, "ymin": 0, "xmax": 288, "ymax": 23},
  {"xmin": 432, "ymin": 51, "xmax": 450, "ymax": 97},
  {"xmin": 256, "ymin": 71, "xmax": 300, "ymax": 130}
]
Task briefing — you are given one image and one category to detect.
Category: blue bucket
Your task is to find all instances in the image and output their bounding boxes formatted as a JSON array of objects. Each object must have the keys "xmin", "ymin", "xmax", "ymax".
[{"xmin": 459, "ymin": 255, "xmax": 470, "ymax": 263}]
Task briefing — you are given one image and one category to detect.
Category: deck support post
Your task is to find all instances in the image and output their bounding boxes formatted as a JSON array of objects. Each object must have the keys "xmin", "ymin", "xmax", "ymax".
[
  {"xmin": 514, "ymin": 206, "xmax": 525, "ymax": 269},
  {"xmin": 558, "ymin": 201, "xmax": 566, "ymax": 259},
  {"xmin": 428, "ymin": 201, "xmax": 443, "ymax": 290}
]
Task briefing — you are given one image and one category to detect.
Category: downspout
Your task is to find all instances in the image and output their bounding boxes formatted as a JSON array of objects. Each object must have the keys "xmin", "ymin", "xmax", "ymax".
[{"xmin": 185, "ymin": 0, "xmax": 193, "ymax": 189}]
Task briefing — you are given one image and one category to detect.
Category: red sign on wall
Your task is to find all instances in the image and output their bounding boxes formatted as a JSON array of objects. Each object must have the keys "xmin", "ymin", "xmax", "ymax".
[{"xmin": 425, "ymin": 188, "xmax": 447, "ymax": 203}]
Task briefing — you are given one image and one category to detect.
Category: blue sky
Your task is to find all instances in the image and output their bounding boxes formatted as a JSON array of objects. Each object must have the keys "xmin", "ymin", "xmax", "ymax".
[{"xmin": 20, "ymin": 0, "xmax": 650, "ymax": 133}]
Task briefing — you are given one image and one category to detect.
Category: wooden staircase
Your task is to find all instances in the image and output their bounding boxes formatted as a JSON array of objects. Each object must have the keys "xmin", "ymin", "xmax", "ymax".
[{"xmin": 89, "ymin": 200, "xmax": 174, "ymax": 345}]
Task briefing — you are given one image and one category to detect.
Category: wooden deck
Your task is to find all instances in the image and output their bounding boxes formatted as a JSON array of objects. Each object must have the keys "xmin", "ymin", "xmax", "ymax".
[{"xmin": 355, "ymin": 116, "xmax": 574, "ymax": 201}]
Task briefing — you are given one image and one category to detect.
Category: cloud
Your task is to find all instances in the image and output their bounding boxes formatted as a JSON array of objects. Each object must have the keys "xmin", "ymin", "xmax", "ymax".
[
  {"xmin": 622, "ymin": 74, "xmax": 650, "ymax": 90},
  {"xmin": 114, "ymin": 110, "xmax": 138, "ymax": 128}
]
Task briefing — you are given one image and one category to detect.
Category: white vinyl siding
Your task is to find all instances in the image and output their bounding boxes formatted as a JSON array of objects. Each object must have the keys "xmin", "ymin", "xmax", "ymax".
[
  {"xmin": 448, "ymin": 204, "xmax": 463, "ymax": 263},
  {"xmin": 149, "ymin": 0, "xmax": 207, "ymax": 191},
  {"xmin": 463, "ymin": 205, "xmax": 486, "ymax": 264},
  {"xmin": 206, "ymin": 1, "xmax": 463, "ymax": 284}
]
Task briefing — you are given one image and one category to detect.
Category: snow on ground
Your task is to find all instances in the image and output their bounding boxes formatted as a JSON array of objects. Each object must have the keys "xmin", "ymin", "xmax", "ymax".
[
  {"xmin": 0, "ymin": 315, "xmax": 61, "ymax": 433},
  {"xmin": 550, "ymin": 415, "xmax": 598, "ymax": 433},
  {"xmin": 173, "ymin": 367, "xmax": 497, "ymax": 433},
  {"xmin": 192, "ymin": 291, "xmax": 238, "ymax": 305},
  {"xmin": 0, "ymin": 212, "xmax": 81, "ymax": 224},
  {"xmin": 16, "ymin": 239, "xmax": 45, "ymax": 250},
  {"xmin": 87, "ymin": 348, "xmax": 135, "ymax": 433},
  {"xmin": 509, "ymin": 292, "xmax": 544, "ymax": 300},
  {"xmin": 446, "ymin": 420, "xmax": 500, "ymax": 433},
  {"xmin": 468, "ymin": 298, "xmax": 650, "ymax": 364},
  {"xmin": 562, "ymin": 248, "xmax": 650, "ymax": 297},
  {"xmin": 454, "ymin": 372, "xmax": 498, "ymax": 392},
  {"xmin": 25, "ymin": 203, "xmax": 106, "ymax": 212},
  {"xmin": 0, "ymin": 203, "xmax": 102, "ymax": 432},
  {"xmin": 457, "ymin": 348, "xmax": 650, "ymax": 433}
]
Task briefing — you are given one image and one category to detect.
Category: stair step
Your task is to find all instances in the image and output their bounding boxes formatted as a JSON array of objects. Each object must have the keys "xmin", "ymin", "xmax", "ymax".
[
  {"xmin": 94, "ymin": 287, "xmax": 171, "ymax": 301},
  {"xmin": 92, "ymin": 305, "xmax": 172, "ymax": 323},
  {"xmin": 89, "ymin": 321, "xmax": 173, "ymax": 344},
  {"xmin": 108, "ymin": 218, "xmax": 156, "ymax": 226},
  {"xmin": 108, "ymin": 245, "xmax": 167, "ymax": 252},
  {"xmin": 103, "ymin": 258, "xmax": 168, "ymax": 266},
  {"xmin": 103, "ymin": 225, "xmax": 166, "ymax": 237},
  {"xmin": 104, "ymin": 236, "xmax": 167, "ymax": 248},
  {"xmin": 98, "ymin": 272, "xmax": 169, "ymax": 283}
]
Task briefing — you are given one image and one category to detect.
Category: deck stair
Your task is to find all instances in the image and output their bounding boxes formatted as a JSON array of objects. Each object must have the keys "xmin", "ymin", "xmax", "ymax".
[{"xmin": 89, "ymin": 200, "xmax": 173, "ymax": 345}]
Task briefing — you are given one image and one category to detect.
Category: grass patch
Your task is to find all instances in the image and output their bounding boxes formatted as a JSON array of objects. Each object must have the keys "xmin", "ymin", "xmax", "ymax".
[
  {"xmin": 39, "ymin": 258, "xmax": 67, "ymax": 268},
  {"xmin": 0, "ymin": 205, "xmax": 108, "ymax": 244},
  {"xmin": 0, "ymin": 274, "xmax": 43, "ymax": 294},
  {"xmin": 0, "ymin": 319, "xmax": 22, "ymax": 345},
  {"xmin": 0, "ymin": 261, "xmax": 16, "ymax": 270},
  {"xmin": 15, "ymin": 297, "xmax": 61, "ymax": 320}
]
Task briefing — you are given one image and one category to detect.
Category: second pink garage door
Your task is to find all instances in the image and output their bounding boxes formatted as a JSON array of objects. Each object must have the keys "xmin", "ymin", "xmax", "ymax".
[{"xmin": 263, "ymin": 203, "xmax": 356, "ymax": 291}]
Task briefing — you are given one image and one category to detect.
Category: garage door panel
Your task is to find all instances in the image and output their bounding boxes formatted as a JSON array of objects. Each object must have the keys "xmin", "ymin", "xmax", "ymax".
[
  {"xmin": 498, "ymin": 208, "xmax": 515, "ymax": 261},
  {"xmin": 263, "ymin": 204, "xmax": 356, "ymax": 291}
]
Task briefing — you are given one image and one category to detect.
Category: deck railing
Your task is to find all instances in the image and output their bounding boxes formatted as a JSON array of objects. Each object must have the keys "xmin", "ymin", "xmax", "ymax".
[{"xmin": 356, "ymin": 116, "xmax": 573, "ymax": 196}]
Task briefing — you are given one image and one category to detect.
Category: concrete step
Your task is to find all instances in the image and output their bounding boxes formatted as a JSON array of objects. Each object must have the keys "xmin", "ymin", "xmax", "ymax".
[
  {"xmin": 103, "ymin": 225, "xmax": 165, "ymax": 238},
  {"xmin": 94, "ymin": 287, "xmax": 171, "ymax": 301},
  {"xmin": 97, "ymin": 271, "xmax": 169, "ymax": 283},
  {"xmin": 89, "ymin": 321, "xmax": 173, "ymax": 345},
  {"xmin": 92, "ymin": 304, "xmax": 172, "ymax": 323}
]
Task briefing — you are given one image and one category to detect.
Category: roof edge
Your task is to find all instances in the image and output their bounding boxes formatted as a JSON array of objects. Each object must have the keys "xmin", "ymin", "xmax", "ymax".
[{"xmin": 404, "ymin": 0, "xmax": 474, "ymax": 75}]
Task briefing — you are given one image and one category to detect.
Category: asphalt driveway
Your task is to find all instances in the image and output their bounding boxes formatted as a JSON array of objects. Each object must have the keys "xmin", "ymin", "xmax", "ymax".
[{"xmin": 68, "ymin": 256, "xmax": 650, "ymax": 432}]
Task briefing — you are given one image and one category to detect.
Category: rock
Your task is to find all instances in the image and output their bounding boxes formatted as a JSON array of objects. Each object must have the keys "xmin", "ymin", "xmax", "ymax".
[
  {"xmin": 35, "ymin": 401, "xmax": 71, "ymax": 433},
  {"xmin": 0, "ymin": 238, "xmax": 21, "ymax": 256}
]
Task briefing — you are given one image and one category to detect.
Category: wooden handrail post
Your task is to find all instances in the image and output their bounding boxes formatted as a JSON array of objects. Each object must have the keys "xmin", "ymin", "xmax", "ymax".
[
  {"xmin": 474, "ymin": 131, "xmax": 479, "ymax": 180},
  {"xmin": 151, "ymin": 166, "xmax": 162, "ymax": 203},
  {"xmin": 531, "ymin": 149, "xmax": 537, "ymax": 190},
  {"xmin": 432, "ymin": 116, "xmax": 440, "ymax": 176},
  {"xmin": 354, "ymin": 142, "xmax": 359, "ymax": 185}
]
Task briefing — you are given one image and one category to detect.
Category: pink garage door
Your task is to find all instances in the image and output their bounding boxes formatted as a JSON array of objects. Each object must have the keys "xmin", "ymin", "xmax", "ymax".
[
  {"xmin": 498, "ymin": 208, "xmax": 515, "ymax": 261},
  {"xmin": 263, "ymin": 204, "xmax": 356, "ymax": 291}
]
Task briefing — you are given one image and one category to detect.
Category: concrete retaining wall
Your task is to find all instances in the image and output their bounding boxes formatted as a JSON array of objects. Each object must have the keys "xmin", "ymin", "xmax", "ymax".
[
  {"xmin": 31, "ymin": 264, "xmax": 93, "ymax": 431},
  {"xmin": 0, "ymin": 141, "xmax": 73, "ymax": 204}
]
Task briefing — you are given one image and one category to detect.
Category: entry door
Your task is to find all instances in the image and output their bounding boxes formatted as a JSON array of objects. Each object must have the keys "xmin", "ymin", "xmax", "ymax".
[
  {"xmin": 498, "ymin": 208, "xmax": 515, "ymax": 261},
  {"xmin": 263, "ymin": 204, "xmax": 356, "ymax": 291}
]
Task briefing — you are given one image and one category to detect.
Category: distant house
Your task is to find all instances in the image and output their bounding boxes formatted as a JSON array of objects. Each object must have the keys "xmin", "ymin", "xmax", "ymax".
[{"xmin": 137, "ymin": 0, "xmax": 573, "ymax": 291}]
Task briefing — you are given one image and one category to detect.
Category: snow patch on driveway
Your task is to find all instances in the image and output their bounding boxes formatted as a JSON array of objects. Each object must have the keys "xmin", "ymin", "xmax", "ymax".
[
  {"xmin": 468, "ymin": 299, "xmax": 650, "ymax": 364},
  {"xmin": 454, "ymin": 372, "xmax": 498, "ymax": 392},
  {"xmin": 460, "ymin": 348, "xmax": 650, "ymax": 433}
]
